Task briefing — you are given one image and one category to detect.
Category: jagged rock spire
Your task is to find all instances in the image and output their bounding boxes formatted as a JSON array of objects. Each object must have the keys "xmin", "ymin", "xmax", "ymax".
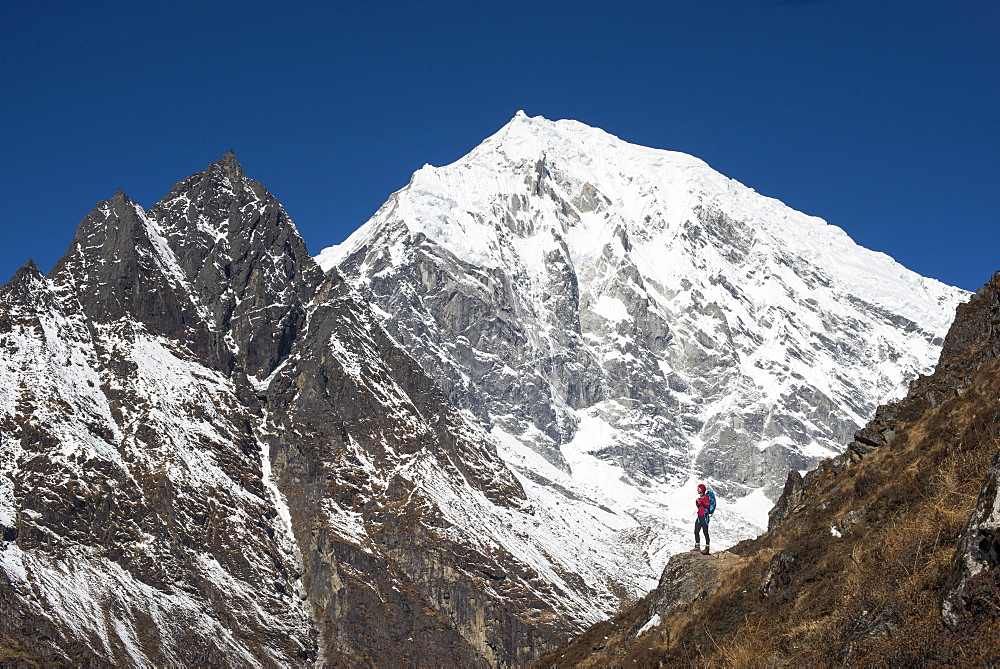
[
  {"xmin": 148, "ymin": 151, "xmax": 322, "ymax": 378},
  {"xmin": 1, "ymin": 259, "xmax": 46, "ymax": 305},
  {"xmin": 8, "ymin": 258, "xmax": 42, "ymax": 284}
]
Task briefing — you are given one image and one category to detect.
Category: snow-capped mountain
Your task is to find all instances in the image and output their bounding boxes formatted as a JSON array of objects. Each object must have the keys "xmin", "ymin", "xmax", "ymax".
[
  {"xmin": 1, "ymin": 151, "xmax": 675, "ymax": 666},
  {"xmin": 320, "ymin": 111, "xmax": 968, "ymax": 578},
  {"xmin": 0, "ymin": 117, "xmax": 969, "ymax": 667}
]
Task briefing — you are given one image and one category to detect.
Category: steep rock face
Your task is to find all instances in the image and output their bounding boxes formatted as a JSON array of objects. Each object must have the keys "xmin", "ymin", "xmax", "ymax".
[
  {"xmin": 262, "ymin": 269, "xmax": 575, "ymax": 666},
  {"xmin": 0, "ymin": 196, "xmax": 315, "ymax": 664},
  {"xmin": 320, "ymin": 112, "xmax": 967, "ymax": 590},
  {"xmin": 148, "ymin": 150, "xmax": 323, "ymax": 379},
  {"xmin": 48, "ymin": 190, "xmax": 219, "ymax": 364}
]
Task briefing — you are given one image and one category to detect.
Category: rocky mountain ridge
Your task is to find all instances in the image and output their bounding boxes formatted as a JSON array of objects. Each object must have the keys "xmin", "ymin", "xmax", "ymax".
[{"xmin": 0, "ymin": 183, "xmax": 318, "ymax": 664}]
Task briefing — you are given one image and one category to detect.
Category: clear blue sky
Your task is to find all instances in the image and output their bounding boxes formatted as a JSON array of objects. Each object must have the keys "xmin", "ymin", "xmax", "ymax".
[{"xmin": 2, "ymin": 0, "xmax": 997, "ymax": 291}]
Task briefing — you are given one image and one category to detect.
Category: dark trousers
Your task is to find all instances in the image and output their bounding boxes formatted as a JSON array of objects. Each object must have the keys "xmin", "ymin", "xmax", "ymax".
[{"xmin": 694, "ymin": 515, "xmax": 710, "ymax": 545}]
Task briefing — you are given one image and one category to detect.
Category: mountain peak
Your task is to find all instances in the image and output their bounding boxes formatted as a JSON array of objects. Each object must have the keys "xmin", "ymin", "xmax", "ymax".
[
  {"xmin": 466, "ymin": 113, "xmax": 709, "ymax": 187},
  {"xmin": 14, "ymin": 258, "xmax": 42, "ymax": 279},
  {"xmin": 145, "ymin": 148, "xmax": 322, "ymax": 378},
  {"xmin": 506, "ymin": 109, "xmax": 543, "ymax": 128},
  {"xmin": 219, "ymin": 147, "xmax": 242, "ymax": 171},
  {"xmin": 323, "ymin": 114, "xmax": 969, "ymax": 611},
  {"xmin": 376, "ymin": 115, "xmax": 959, "ymax": 332},
  {"xmin": 206, "ymin": 148, "xmax": 246, "ymax": 187},
  {"xmin": 2, "ymin": 258, "xmax": 45, "ymax": 297},
  {"xmin": 110, "ymin": 187, "xmax": 133, "ymax": 206}
]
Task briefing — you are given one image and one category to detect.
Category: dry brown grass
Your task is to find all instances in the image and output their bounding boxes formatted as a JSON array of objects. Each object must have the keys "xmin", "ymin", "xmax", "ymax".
[{"xmin": 712, "ymin": 616, "xmax": 783, "ymax": 669}]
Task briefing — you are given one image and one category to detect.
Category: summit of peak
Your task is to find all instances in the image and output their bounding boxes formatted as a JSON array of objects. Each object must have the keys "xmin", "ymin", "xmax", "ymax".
[
  {"xmin": 220, "ymin": 148, "xmax": 240, "ymax": 167},
  {"xmin": 208, "ymin": 149, "xmax": 246, "ymax": 183},
  {"xmin": 1, "ymin": 258, "xmax": 48, "ymax": 302},
  {"xmin": 9, "ymin": 258, "xmax": 43, "ymax": 284},
  {"xmin": 478, "ymin": 113, "xmax": 705, "ymax": 170},
  {"xmin": 100, "ymin": 189, "xmax": 145, "ymax": 219},
  {"xmin": 502, "ymin": 110, "xmax": 556, "ymax": 130},
  {"xmin": 471, "ymin": 112, "xmax": 585, "ymax": 160},
  {"xmin": 508, "ymin": 109, "xmax": 546, "ymax": 125},
  {"xmin": 111, "ymin": 188, "xmax": 132, "ymax": 204}
]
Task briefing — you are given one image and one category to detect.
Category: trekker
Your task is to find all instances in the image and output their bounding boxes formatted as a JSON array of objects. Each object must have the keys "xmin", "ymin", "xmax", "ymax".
[{"xmin": 694, "ymin": 483, "xmax": 712, "ymax": 555}]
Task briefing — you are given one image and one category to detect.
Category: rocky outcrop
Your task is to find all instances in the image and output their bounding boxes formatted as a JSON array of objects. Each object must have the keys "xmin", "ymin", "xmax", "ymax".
[
  {"xmin": 935, "ymin": 272, "xmax": 1000, "ymax": 372},
  {"xmin": 766, "ymin": 469, "xmax": 804, "ymax": 532},
  {"xmin": 532, "ymin": 550, "xmax": 745, "ymax": 668},
  {"xmin": 943, "ymin": 450, "xmax": 1000, "ymax": 626},
  {"xmin": 645, "ymin": 550, "xmax": 742, "ymax": 620}
]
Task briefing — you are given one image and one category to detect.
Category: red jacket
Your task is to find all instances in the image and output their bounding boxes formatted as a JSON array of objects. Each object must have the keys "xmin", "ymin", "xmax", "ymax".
[{"xmin": 696, "ymin": 493, "xmax": 711, "ymax": 517}]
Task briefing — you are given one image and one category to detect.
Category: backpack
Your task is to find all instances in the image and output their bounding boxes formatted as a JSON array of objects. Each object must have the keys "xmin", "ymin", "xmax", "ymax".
[{"xmin": 707, "ymin": 490, "xmax": 716, "ymax": 516}]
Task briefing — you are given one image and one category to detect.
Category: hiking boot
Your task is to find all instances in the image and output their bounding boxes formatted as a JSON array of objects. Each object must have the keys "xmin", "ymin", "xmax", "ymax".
[
  {"xmin": 694, "ymin": 543, "xmax": 700, "ymax": 552},
  {"xmin": 701, "ymin": 546, "xmax": 711, "ymax": 555}
]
